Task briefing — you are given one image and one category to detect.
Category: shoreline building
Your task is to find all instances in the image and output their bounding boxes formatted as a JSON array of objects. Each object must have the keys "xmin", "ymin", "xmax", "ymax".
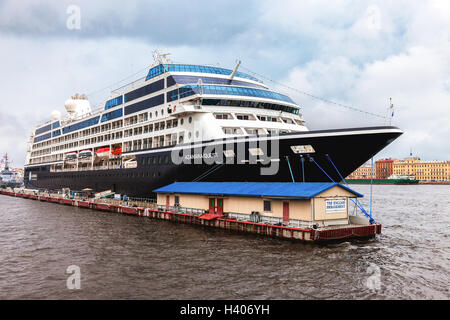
[
  {"xmin": 375, "ymin": 158, "xmax": 395, "ymax": 179},
  {"xmin": 392, "ymin": 157, "xmax": 450, "ymax": 182},
  {"xmin": 346, "ymin": 157, "xmax": 450, "ymax": 182},
  {"xmin": 345, "ymin": 162, "xmax": 373, "ymax": 180}
]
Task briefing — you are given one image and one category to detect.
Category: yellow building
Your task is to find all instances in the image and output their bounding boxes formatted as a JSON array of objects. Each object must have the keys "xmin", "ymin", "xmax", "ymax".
[
  {"xmin": 393, "ymin": 157, "xmax": 450, "ymax": 182},
  {"xmin": 346, "ymin": 164, "xmax": 373, "ymax": 179}
]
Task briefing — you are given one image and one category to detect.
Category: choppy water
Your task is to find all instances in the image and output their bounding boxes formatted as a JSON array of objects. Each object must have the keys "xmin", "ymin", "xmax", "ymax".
[{"xmin": 0, "ymin": 185, "xmax": 449, "ymax": 300}]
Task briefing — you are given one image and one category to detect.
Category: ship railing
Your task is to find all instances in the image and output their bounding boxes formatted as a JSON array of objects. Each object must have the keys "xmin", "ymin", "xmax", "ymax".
[
  {"xmin": 226, "ymin": 212, "xmax": 309, "ymax": 227},
  {"xmin": 51, "ymin": 165, "xmax": 122, "ymax": 173},
  {"xmin": 227, "ymin": 212, "xmax": 284, "ymax": 225},
  {"xmin": 159, "ymin": 205, "xmax": 206, "ymax": 216},
  {"xmin": 127, "ymin": 196, "xmax": 156, "ymax": 203},
  {"xmin": 96, "ymin": 197, "xmax": 157, "ymax": 209},
  {"xmin": 111, "ymin": 76, "xmax": 146, "ymax": 95}
]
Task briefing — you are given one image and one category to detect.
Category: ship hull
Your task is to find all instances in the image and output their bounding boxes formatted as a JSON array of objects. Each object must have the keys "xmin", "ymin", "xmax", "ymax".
[{"xmin": 24, "ymin": 126, "xmax": 402, "ymax": 197}]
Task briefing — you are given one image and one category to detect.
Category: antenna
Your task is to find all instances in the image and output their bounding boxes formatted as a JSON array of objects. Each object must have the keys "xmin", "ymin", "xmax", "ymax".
[
  {"xmin": 229, "ymin": 60, "xmax": 242, "ymax": 81},
  {"xmin": 389, "ymin": 97, "xmax": 394, "ymax": 126},
  {"xmin": 152, "ymin": 50, "xmax": 172, "ymax": 65},
  {"xmin": 197, "ymin": 78, "xmax": 203, "ymax": 95}
]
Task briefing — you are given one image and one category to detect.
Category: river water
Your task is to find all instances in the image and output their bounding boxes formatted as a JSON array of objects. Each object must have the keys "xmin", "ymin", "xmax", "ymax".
[{"xmin": 0, "ymin": 185, "xmax": 448, "ymax": 300}]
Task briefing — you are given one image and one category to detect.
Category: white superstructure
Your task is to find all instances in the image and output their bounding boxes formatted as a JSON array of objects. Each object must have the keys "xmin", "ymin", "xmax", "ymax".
[{"xmin": 26, "ymin": 59, "xmax": 307, "ymax": 173}]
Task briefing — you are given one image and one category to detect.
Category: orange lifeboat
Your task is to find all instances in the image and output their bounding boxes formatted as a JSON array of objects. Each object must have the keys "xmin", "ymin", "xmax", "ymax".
[
  {"xmin": 111, "ymin": 146, "xmax": 122, "ymax": 155},
  {"xmin": 96, "ymin": 147, "xmax": 110, "ymax": 158}
]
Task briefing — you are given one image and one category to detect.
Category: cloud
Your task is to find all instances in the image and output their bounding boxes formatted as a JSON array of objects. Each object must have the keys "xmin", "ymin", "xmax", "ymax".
[
  {"xmin": 0, "ymin": 0, "xmax": 260, "ymax": 45},
  {"xmin": 281, "ymin": 46, "xmax": 450, "ymax": 160},
  {"xmin": 0, "ymin": 0, "xmax": 449, "ymax": 166}
]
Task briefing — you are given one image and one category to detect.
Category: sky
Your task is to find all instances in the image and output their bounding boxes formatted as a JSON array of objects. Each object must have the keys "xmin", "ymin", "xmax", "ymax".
[{"xmin": 0, "ymin": 0, "xmax": 449, "ymax": 167}]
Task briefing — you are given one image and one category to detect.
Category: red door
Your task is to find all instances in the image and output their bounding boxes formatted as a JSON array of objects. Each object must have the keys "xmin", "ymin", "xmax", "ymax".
[
  {"xmin": 166, "ymin": 195, "xmax": 170, "ymax": 210},
  {"xmin": 209, "ymin": 198, "xmax": 216, "ymax": 214},
  {"xmin": 217, "ymin": 199, "xmax": 223, "ymax": 216},
  {"xmin": 283, "ymin": 202, "xmax": 289, "ymax": 222}
]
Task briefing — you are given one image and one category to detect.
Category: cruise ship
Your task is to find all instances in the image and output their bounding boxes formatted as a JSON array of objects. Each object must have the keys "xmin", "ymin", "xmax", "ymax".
[{"xmin": 24, "ymin": 56, "xmax": 403, "ymax": 197}]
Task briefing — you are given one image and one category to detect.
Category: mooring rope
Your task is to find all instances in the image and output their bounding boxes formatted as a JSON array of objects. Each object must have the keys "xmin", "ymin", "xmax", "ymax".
[{"xmin": 325, "ymin": 154, "xmax": 375, "ymax": 224}]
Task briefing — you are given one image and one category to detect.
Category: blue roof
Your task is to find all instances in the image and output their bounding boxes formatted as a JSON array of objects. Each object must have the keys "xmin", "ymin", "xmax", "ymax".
[{"xmin": 153, "ymin": 182, "xmax": 363, "ymax": 199}]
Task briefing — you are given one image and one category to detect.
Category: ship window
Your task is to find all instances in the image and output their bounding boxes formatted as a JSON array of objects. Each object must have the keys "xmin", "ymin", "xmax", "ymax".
[
  {"xmin": 124, "ymin": 94, "xmax": 164, "ymax": 116},
  {"xmin": 215, "ymin": 114, "xmax": 229, "ymax": 119},
  {"xmin": 124, "ymin": 79, "xmax": 164, "ymax": 103},
  {"xmin": 105, "ymin": 96, "xmax": 123, "ymax": 110},
  {"xmin": 180, "ymin": 118, "xmax": 184, "ymax": 125},
  {"xmin": 201, "ymin": 99, "xmax": 299, "ymax": 115},
  {"xmin": 237, "ymin": 115, "xmax": 250, "ymax": 120},
  {"xmin": 164, "ymin": 155, "xmax": 169, "ymax": 164},
  {"xmin": 189, "ymin": 117, "xmax": 192, "ymax": 123},
  {"xmin": 169, "ymin": 75, "xmax": 266, "ymax": 89},
  {"xmin": 158, "ymin": 156, "xmax": 162, "ymax": 164},
  {"xmin": 147, "ymin": 64, "xmax": 259, "ymax": 82},
  {"xmin": 166, "ymin": 75, "xmax": 176, "ymax": 87},
  {"xmin": 168, "ymin": 85, "xmax": 295, "ymax": 104}
]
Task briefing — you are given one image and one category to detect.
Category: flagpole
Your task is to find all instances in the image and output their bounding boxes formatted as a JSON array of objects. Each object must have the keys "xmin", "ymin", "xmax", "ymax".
[{"xmin": 389, "ymin": 97, "xmax": 394, "ymax": 126}]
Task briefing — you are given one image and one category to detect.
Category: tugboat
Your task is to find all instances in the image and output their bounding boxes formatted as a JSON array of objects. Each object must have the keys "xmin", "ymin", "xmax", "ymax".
[{"xmin": 0, "ymin": 154, "xmax": 23, "ymax": 188}]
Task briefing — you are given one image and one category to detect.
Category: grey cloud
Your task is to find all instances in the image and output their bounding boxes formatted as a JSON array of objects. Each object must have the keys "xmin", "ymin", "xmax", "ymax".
[
  {"xmin": 0, "ymin": 0, "xmax": 449, "ymax": 166},
  {"xmin": 0, "ymin": 0, "xmax": 261, "ymax": 46}
]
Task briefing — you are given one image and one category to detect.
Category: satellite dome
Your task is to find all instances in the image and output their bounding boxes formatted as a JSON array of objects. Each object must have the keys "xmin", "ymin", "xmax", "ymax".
[
  {"xmin": 51, "ymin": 110, "xmax": 61, "ymax": 120},
  {"xmin": 65, "ymin": 98, "xmax": 77, "ymax": 114}
]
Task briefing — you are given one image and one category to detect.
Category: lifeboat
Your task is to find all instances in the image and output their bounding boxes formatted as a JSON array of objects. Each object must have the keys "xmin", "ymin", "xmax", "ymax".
[
  {"xmin": 111, "ymin": 146, "xmax": 122, "ymax": 156},
  {"xmin": 78, "ymin": 150, "xmax": 93, "ymax": 163},
  {"xmin": 64, "ymin": 152, "xmax": 77, "ymax": 164},
  {"xmin": 96, "ymin": 147, "xmax": 110, "ymax": 158}
]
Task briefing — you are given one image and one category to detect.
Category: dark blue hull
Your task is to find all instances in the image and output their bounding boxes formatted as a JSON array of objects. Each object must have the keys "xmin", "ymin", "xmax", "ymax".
[{"xmin": 24, "ymin": 126, "xmax": 402, "ymax": 197}]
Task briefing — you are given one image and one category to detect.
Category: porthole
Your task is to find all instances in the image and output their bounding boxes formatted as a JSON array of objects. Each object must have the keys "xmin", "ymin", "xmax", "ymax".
[
  {"xmin": 180, "ymin": 118, "xmax": 184, "ymax": 125},
  {"xmin": 189, "ymin": 116, "xmax": 192, "ymax": 123}
]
